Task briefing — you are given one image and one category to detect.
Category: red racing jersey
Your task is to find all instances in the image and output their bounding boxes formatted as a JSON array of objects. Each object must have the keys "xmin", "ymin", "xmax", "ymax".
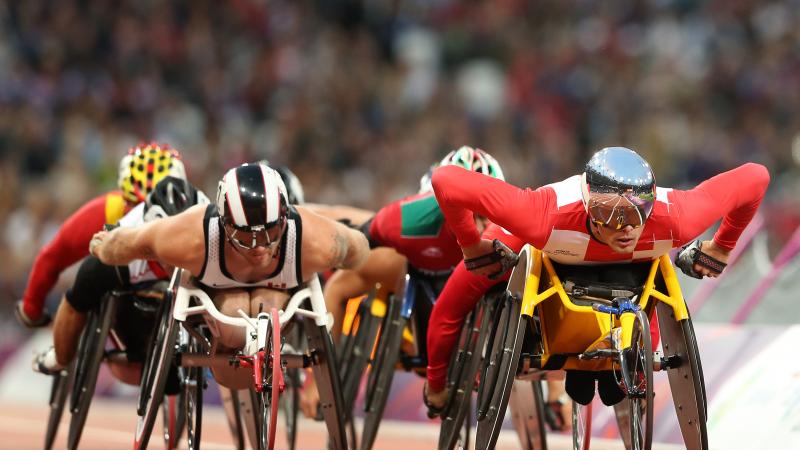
[
  {"xmin": 432, "ymin": 163, "xmax": 770, "ymax": 261},
  {"xmin": 426, "ymin": 163, "xmax": 769, "ymax": 392},
  {"xmin": 368, "ymin": 191, "xmax": 464, "ymax": 274},
  {"xmin": 22, "ymin": 191, "xmax": 130, "ymax": 320}
]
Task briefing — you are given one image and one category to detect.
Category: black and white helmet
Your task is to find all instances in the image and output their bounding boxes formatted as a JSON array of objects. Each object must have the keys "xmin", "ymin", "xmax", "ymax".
[
  {"xmin": 216, "ymin": 164, "xmax": 289, "ymax": 250},
  {"xmin": 144, "ymin": 176, "xmax": 208, "ymax": 222}
]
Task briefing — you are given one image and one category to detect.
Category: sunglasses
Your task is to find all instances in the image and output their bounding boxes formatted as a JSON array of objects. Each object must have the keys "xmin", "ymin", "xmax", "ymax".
[
  {"xmin": 222, "ymin": 219, "xmax": 285, "ymax": 251},
  {"xmin": 587, "ymin": 193, "xmax": 649, "ymax": 230}
]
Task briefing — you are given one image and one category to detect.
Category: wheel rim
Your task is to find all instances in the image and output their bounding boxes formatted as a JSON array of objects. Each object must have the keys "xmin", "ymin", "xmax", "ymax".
[
  {"xmin": 572, "ymin": 401, "xmax": 592, "ymax": 450},
  {"xmin": 623, "ymin": 310, "xmax": 653, "ymax": 450}
]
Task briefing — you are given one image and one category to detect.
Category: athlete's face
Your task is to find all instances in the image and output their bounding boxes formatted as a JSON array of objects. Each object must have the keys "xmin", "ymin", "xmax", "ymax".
[{"xmin": 591, "ymin": 222, "xmax": 644, "ymax": 253}]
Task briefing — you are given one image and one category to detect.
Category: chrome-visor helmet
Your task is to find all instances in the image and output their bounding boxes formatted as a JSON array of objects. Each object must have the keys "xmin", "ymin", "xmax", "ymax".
[{"xmin": 580, "ymin": 147, "xmax": 656, "ymax": 230}]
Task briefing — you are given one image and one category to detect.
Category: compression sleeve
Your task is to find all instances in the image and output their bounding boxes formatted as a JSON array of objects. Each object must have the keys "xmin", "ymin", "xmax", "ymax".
[
  {"xmin": 670, "ymin": 163, "xmax": 770, "ymax": 251},
  {"xmin": 22, "ymin": 193, "xmax": 118, "ymax": 318},
  {"xmin": 431, "ymin": 165, "xmax": 554, "ymax": 248}
]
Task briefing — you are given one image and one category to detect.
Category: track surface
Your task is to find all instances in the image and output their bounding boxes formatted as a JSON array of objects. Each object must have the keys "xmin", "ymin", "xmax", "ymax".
[{"xmin": 0, "ymin": 399, "xmax": 684, "ymax": 450}]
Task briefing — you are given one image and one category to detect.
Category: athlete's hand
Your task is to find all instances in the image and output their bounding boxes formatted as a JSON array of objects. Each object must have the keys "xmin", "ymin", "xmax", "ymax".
[
  {"xmin": 88, "ymin": 230, "xmax": 108, "ymax": 258},
  {"xmin": 696, "ymin": 240, "xmax": 729, "ymax": 278},
  {"xmin": 15, "ymin": 300, "xmax": 51, "ymax": 328},
  {"xmin": 462, "ymin": 238, "xmax": 500, "ymax": 277}
]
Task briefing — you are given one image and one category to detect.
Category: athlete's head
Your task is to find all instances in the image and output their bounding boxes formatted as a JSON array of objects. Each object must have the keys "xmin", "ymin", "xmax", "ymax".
[
  {"xmin": 216, "ymin": 164, "xmax": 288, "ymax": 258},
  {"xmin": 143, "ymin": 176, "xmax": 209, "ymax": 222},
  {"xmin": 419, "ymin": 146, "xmax": 505, "ymax": 193},
  {"xmin": 118, "ymin": 143, "xmax": 186, "ymax": 204},
  {"xmin": 581, "ymin": 147, "xmax": 656, "ymax": 252}
]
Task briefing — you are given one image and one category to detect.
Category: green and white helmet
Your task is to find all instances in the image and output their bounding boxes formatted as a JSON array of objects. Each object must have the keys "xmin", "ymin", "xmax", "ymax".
[{"xmin": 419, "ymin": 146, "xmax": 505, "ymax": 193}]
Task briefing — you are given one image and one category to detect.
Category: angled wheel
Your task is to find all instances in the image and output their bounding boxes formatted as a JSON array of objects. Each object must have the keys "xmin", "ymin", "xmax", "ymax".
[
  {"xmin": 44, "ymin": 362, "xmax": 74, "ymax": 450},
  {"xmin": 618, "ymin": 309, "xmax": 653, "ymax": 450},
  {"xmin": 67, "ymin": 294, "xmax": 118, "ymax": 449},
  {"xmin": 281, "ymin": 321, "xmax": 305, "ymax": 450},
  {"xmin": 509, "ymin": 380, "xmax": 547, "ymax": 450},
  {"xmin": 439, "ymin": 295, "xmax": 496, "ymax": 450},
  {"xmin": 475, "ymin": 293, "xmax": 526, "ymax": 450},
  {"xmin": 220, "ymin": 387, "xmax": 246, "ymax": 449},
  {"xmin": 304, "ymin": 318, "xmax": 348, "ymax": 450},
  {"xmin": 361, "ymin": 296, "xmax": 405, "ymax": 450},
  {"xmin": 182, "ymin": 333, "xmax": 205, "ymax": 450},
  {"xmin": 475, "ymin": 295, "xmax": 508, "ymax": 420},
  {"xmin": 657, "ymin": 302, "xmax": 708, "ymax": 450},
  {"xmin": 162, "ymin": 393, "xmax": 185, "ymax": 449},
  {"xmin": 572, "ymin": 400, "xmax": 592, "ymax": 450},
  {"xmin": 134, "ymin": 289, "xmax": 179, "ymax": 450}
]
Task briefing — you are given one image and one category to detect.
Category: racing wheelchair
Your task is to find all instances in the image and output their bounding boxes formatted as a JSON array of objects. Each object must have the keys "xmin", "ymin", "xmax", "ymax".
[
  {"xmin": 446, "ymin": 244, "xmax": 707, "ymax": 450},
  {"xmin": 334, "ymin": 267, "xmax": 472, "ymax": 450},
  {"xmin": 44, "ymin": 281, "xmax": 187, "ymax": 450},
  {"xmin": 133, "ymin": 268, "xmax": 348, "ymax": 450}
]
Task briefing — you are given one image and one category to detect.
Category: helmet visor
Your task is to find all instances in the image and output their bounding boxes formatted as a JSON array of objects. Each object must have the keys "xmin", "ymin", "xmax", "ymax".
[
  {"xmin": 586, "ymin": 192, "xmax": 653, "ymax": 230},
  {"xmin": 223, "ymin": 218, "xmax": 285, "ymax": 251}
]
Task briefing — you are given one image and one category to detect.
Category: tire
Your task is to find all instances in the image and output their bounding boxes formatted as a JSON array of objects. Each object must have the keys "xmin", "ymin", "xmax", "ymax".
[
  {"xmin": 509, "ymin": 380, "xmax": 548, "ymax": 450},
  {"xmin": 439, "ymin": 296, "xmax": 496, "ymax": 450},
  {"xmin": 618, "ymin": 309, "xmax": 653, "ymax": 450},
  {"xmin": 572, "ymin": 401, "xmax": 592, "ymax": 450},
  {"xmin": 44, "ymin": 362, "xmax": 74, "ymax": 450},
  {"xmin": 304, "ymin": 320, "xmax": 348, "ymax": 450},
  {"xmin": 656, "ymin": 302, "xmax": 708, "ymax": 450},
  {"xmin": 475, "ymin": 293, "xmax": 525, "ymax": 450},
  {"xmin": 67, "ymin": 294, "xmax": 118, "ymax": 450},
  {"xmin": 360, "ymin": 297, "xmax": 405, "ymax": 450},
  {"xmin": 281, "ymin": 322, "xmax": 304, "ymax": 450},
  {"xmin": 162, "ymin": 393, "xmax": 185, "ymax": 449},
  {"xmin": 134, "ymin": 290, "xmax": 179, "ymax": 450},
  {"xmin": 183, "ymin": 337, "xmax": 204, "ymax": 450},
  {"xmin": 475, "ymin": 296, "xmax": 508, "ymax": 420}
]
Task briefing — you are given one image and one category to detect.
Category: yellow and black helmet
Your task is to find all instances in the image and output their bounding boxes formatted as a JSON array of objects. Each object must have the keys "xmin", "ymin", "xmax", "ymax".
[{"xmin": 117, "ymin": 143, "xmax": 186, "ymax": 204}]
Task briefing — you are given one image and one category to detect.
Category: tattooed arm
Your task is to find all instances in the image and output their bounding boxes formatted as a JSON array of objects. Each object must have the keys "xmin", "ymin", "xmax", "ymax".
[
  {"xmin": 297, "ymin": 207, "xmax": 370, "ymax": 279},
  {"xmin": 91, "ymin": 205, "xmax": 207, "ymax": 275}
]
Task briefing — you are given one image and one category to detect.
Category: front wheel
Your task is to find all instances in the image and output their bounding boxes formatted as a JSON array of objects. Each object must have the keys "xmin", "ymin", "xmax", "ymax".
[
  {"xmin": 572, "ymin": 401, "xmax": 592, "ymax": 450},
  {"xmin": 618, "ymin": 309, "xmax": 653, "ymax": 450}
]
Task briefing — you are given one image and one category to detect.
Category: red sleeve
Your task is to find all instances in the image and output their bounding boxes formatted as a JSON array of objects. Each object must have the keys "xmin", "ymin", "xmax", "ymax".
[
  {"xmin": 669, "ymin": 163, "xmax": 770, "ymax": 251},
  {"xmin": 431, "ymin": 165, "xmax": 554, "ymax": 248},
  {"xmin": 22, "ymin": 194, "xmax": 112, "ymax": 319}
]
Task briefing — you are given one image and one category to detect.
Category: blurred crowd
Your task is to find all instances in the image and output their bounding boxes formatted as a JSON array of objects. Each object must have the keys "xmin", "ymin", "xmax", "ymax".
[{"xmin": 1, "ymin": 0, "xmax": 799, "ymax": 308}]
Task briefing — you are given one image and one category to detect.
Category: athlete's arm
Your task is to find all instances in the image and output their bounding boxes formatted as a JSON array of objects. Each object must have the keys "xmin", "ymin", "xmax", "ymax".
[
  {"xmin": 303, "ymin": 203, "xmax": 375, "ymax": 228},
  {"xmin": 298, "ymin": 208, "xmax": 370, "ymax": 279},
  {"xmin": 91, "ymin": 205, "xmax": 206, "ymax": 274},
  {"xmin": 431, "ymin": 165, "xmax": 553, "ymax": 251},
  {"xmin": 670, "ymin": 163, "xmax": 770, "ymax": 251},
  {"xmin": 22, "ymin": 195, "xmax": 111, "ymax": 320}
]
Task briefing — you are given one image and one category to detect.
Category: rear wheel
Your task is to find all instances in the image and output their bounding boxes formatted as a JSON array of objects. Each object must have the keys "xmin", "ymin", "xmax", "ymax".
[
  {"xmin": 44, "ymin": 362, "xmax": 74, "ymax": 450},
  {"xmin": 134, "ymin": 290, "xmax": 179, "ymax": 450},
  {"xmin": 508, "ymin": 380, "xmax": 548, "ymax": 450},
  {"xmin": 656, "ymin": 302, "xmax": 708, "ymax": 450},
  {"xmin": 475, "ymin": 293, "xmax": 525, "ymax": 450},
  {"xmin": 304, "ymin": 319, "xmax": 348, "ymax": 450},
  {"xmin": 182, "ymin": 335, "xmax": 205, "ymax": 450},
  {"xmin": 361, "ymin": 297, "xmax": 405, "ymax": 450},
  {"xmin": 439, "ymin": 295, "xmax": 497, "ymax": 450},
  {"xmin": 67, "ymin": 295, "xmax": 118, "ymax": 450}
]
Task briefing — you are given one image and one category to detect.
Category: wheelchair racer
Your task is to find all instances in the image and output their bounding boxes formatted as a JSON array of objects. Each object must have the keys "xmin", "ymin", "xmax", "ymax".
[
  {"xmin": 16, "ymin": 143, "xmax": 186, "ymax": 328},
  {"xmin": 90, "ymin": 162, "xmax": 370, "ymax": 389},
  {"xmin": 299, "ymin": 146, "xmax": 505, "ymax": 418},
  {"xmin": 33, "ymin": 176, "xmax": 208, "ymax": 380},
  {"xmin": 427, "ymin": 146, "xmax": 769, "ymax": 409}
]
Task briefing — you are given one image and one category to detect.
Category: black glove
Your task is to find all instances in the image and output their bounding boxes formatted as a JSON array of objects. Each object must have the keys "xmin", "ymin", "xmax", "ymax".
[
  {"xmin": 14, "ymin": 300, "xmax": 51, "ymax": 328},
  {"xmin": 674, "ymin": 240, "xmax": 727, "ymax": 279}
]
